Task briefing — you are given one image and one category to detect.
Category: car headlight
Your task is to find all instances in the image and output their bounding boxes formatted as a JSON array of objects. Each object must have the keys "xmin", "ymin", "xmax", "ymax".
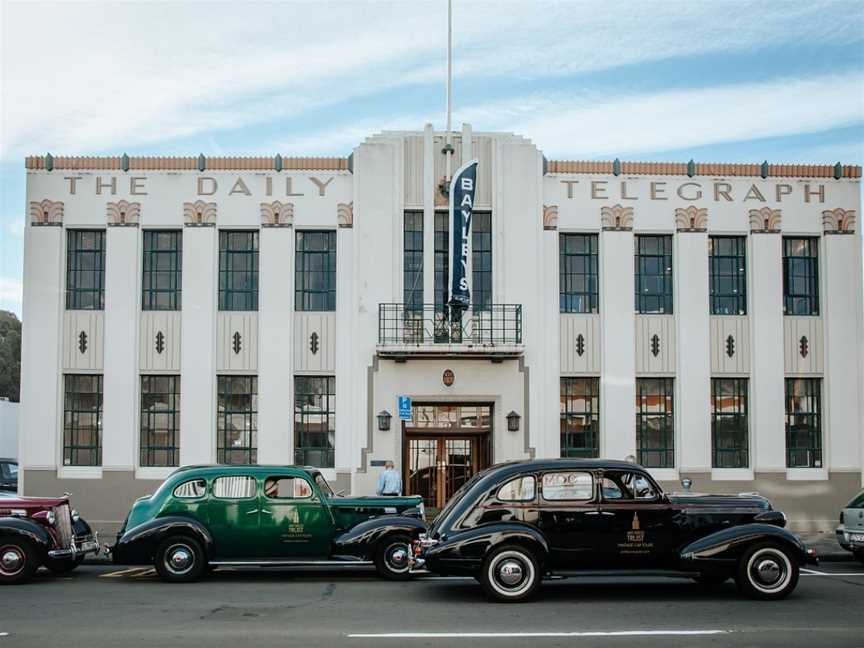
[
  {"xmin": 71, "ymin": 509, "xmax": 80, "ymax": 522},
  {"xmin": 46, "ymin": 510, "xmax": 56, "ymax": 526}
]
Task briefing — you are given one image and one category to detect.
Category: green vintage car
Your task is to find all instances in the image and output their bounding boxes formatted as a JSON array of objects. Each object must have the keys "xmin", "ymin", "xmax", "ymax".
[{"xmin": 110, "ymin": 465, "xmax": 426, "ymax": 582}]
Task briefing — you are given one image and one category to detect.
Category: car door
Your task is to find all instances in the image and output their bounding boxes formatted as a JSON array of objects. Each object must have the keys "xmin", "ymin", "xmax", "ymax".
[
  {"xmin": 536, "ymin": 470, "xmax": 601, "ymax": 569},
  {"xmin": 257, "ymin": 474, "xmax": 335, "ymax": 559},
  {"xmin": 595, "ymin": 470, "xmax": 679, "ymax": 569},
  {"xmin": 207, "ymin": 474, "xmax": 260, "ymax": 559}
]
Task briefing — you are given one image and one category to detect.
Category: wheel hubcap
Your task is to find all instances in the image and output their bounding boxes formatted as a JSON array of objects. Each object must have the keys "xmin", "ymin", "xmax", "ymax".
[
  {"xmin": 0, "ymin": 547, "xmax": 24, "ymax": 575},
  {"xmin": 755, "ymin": 559, "xmax": 781, "ymax": 585},
  {"xmin": 746, "ymin": 548, "xmax": 791, "ymax": 593},
  {"xmin": 386, "ymin": 544, "xmax": 410, "ymax": 571},
  {"xmin": 166, "ymin": 545, "xmax": 194, "ymax": 574},
  {"xmin": 497, "ymin": 559, "xmax": 525, "ymax": 586}
]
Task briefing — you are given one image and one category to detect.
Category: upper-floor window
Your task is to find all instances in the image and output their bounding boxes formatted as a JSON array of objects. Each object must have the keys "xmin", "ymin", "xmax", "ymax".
[
  {"xmin": 634, "ymin": 235, "xmax": 673, "ymax": 314},
  {"xmin": 559, "ymin": 233, "xmax": 599, "ymax": 314},
  {"xmin": 403, "ymin": 211, "xmax": 423, "ymax": 310},
  {"xmin": 709, "ymin": 236, "xmax": 746, "ymax": 315},
  {"xmin": 66, "ymin": 230, "xmax": 105, "ymax": 310},
  {"xmin": 635, "ymin": 377, "xmax": 674, "ymax": 468},
  {"xmin": 711, "ymin": 378, "xmax": 748, "ymax": 468},
  {"xmin": 216, "ymin": 375, "xmax": 257, "ymax": 464},
  {"xmin": 294, "ymin": 375, "xmax": 335, "ymax": 468},
  {"xmin": 560, "ymin": 377, "xmax": 599, "ymax": 458},
  {"xmin": 785, "ymin": 378, "xmax": 822, "ymax": 468},
  {"xmin": 472, "ymin": 212, "xmax": 493, "ymax": 311},
  {"xmin": 140, "ymin": 375, "xmax": 180, "ymax": 467},
  {"xmin": 783, "ymin": 238, "xmax": 819, "ymax": 316},
  {"xmin": 63, "ymin": 374, "xmax": 103, "ymax": 466},
  {"xmin": 295, "ymin": 231, "xmax": 336, "ymax": 311},
  {"xmin": 218, "ymin": 230, "xmax": 258, "ymax": 311},
  {"xmin": 142, "ymin": 230, "xmax": 182, "ymax": 311}
]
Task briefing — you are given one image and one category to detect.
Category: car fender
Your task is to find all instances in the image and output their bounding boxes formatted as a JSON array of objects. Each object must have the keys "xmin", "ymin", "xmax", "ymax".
[
  {"xmin": 113, "ymin": 516, "xmax": 214, "ymax": 565},
  {"xmin": 679, "ymin": 523, "xmax": 815, "ymax": 565},
  {"xmin": 427, "ymin": 523, "xmax": 550, "ymax": 565},
  {"xmin": 0, "ymin": 516, "xmax": 52, "ymax": 555},
  {"xmin": 333, "ymin": 516, "xmax": 427, "ymax": 560}
]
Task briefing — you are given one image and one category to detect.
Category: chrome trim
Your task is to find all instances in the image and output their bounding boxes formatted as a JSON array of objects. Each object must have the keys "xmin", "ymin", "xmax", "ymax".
[
  {"xmin": 208, "ymin": 559, "xmax": 374, "ymax": 567},
  {"xmin": 48, "ymin": 534, "xmax": 100, "ymax": 559}
]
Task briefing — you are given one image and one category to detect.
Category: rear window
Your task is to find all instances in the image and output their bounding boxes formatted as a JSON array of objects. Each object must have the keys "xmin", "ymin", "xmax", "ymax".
[
  {"xmin": 497, "ymin": 476, "xmax": 536, "ymax": 502},
  {"xmin": 847, "ymin": 490, "xmax": 864, "ymax": 509},
  {"xmin": 542, "ymin": 471, "xmax": 594, "ymax": 501},
  {"xmin": 173, "ymin": 479, "xmax": 206, "ymax": 499},
  {"xmin": 212, "ymin": 476, "xmax": 257, "ymax": 499}
]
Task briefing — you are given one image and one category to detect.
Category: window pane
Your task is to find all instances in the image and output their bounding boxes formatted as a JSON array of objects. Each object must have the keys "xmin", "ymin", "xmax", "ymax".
[
  {"xmin": 66, "ymin": 230, "xmax": 106, "ymax": 310},
  {"xmin": 213, "ymin": 475, "xmax": 257, "ymax": 498},
  {"xmin": 634, "ymin": 235, "xmax": 673, "ymax": 314},
  {"xmin": 636, "ymin": 378, "xmax": 674, "ymax": 468},
  {"xmin": 560, "ymin": 377, "xmax": 600, "ymax": 458},
  {"xmin": 295, "ymin": 231, "xmax": 336, "ymax": 312},
  {"xmin": 783, "ymin": 238, "xmax": 819, "ymax": 316},
  {"xmin": 560, "ymin": 234, "xmax": 599, "ymax": 314},
  {"xmin": 216, "ymin": 376, "xmax": 258, "ymax": 464},
  {"xmin": 63, "ymin": 374, "xmax": 103, "ymax": 466},
  {"xmin": 472, "ymin": 212, "xmax": 493, "ymax": 312},
  {"xmin": 542, "ymin": 472, "xmax": 593, "ymax": 501},
  {"xmin": 497, "ymin": 476, "xmax": 536, "ymax": 501},
  {"xmin": 785, "ymin": 378, "xmax": 822, "ymax": 467},
  {"xmin": 173, "ymin": 479, "xmax": 205, "ymax": 498},
  {"xmin": 140, "ymin": 375, "xmax": 180, "ymax": 467},
  {"xmin": 219, "ymin": 231, "xmax": 259, "ymax": 311},
  {"xmin": 711, "ymin": 378, "xmax": 748, "ymax": 468},
  {"xmin": 294, "ymin": 375, "xmax": 335, "ymax": 467}
]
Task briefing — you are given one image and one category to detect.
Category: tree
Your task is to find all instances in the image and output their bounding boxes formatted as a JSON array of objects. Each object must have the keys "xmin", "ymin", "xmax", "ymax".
[{"xmin": 0, "ymin": 310, "xmax": 21, "ymax": 402}]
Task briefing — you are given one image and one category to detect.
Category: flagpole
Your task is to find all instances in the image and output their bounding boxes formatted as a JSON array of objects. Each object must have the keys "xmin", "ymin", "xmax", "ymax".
[{"xmin": 444, "ymin": 0, "xmax": 453, "ymax": 183}]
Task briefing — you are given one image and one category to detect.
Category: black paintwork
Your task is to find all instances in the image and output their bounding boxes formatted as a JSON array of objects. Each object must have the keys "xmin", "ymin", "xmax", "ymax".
[
  {"xmin": 0, "ymin": 516, "xmax": 52, "ymax": 554},
  {"xmin": 112, "ymin": 516, "xmax": 215, "ymax": 564},
  {"xmin": 421, "ymin": 459, "xmax": 817, "ymax": 578},
  {"xmin": 333, "ymin": 516, "xmax": 427, "ymax": 560}
]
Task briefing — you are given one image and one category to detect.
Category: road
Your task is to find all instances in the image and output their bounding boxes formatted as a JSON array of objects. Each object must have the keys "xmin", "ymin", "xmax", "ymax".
[{"xmin": 1, "ymin": 564, "xmax": 863, "ymax": 647}]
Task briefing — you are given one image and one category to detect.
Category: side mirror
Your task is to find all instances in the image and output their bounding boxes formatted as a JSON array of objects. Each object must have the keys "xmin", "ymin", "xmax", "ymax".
[{"xmin": 680, "ymin": 478, "xmax": 693, "ymax": 491}]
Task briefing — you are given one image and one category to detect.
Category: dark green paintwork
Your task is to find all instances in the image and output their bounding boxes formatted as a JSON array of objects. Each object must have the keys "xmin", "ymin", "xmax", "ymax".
[{"xmin": 122, "ymin": 465, "xmax": 422, "ymax": 560}]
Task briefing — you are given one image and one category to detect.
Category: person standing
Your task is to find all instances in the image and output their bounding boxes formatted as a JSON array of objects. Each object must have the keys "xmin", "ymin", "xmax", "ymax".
[{"xmin": 376, "ymin": 460, "xmax": 402, "ymax": 496}]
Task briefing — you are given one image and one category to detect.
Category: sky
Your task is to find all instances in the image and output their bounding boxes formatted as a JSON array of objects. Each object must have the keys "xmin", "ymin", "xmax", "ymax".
[{"xmin": 1, "ymin": 0, "xmax": 863, "ymax": 316}]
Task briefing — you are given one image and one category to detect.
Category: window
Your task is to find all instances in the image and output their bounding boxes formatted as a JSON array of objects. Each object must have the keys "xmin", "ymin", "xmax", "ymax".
[
  {"xmin": 219, "ymin": 230, "xmax": 259, "ymax": 311},
  {"xmin": 560, "ymin": 377, "xmax": 599, "ymax": 458},
  {"xmin": 497, "ymin": 475, "xmax": 536, "ymax": 502},
  {"xmin": 711, "ymin": 378, "xmax": 748, "ymax": 468},
  {"xmin": 140, "ymin": 375, "xmax": 180, "ymax": 467},
  {"xmin": 472, "ymin": 212, "xmax": 493, "ymax": 311},
  {"xmin": 264, "ymin": 476, "xmax": 313, "ymax": 499},
  {"xmin": 635, "ymin": 235, "xmax": 673, "ymax": 314},
  {"xmin": 63, "ymin": 374, "xmax": 103, "ymax": 466},
  {"xmin": 295, "ymin": 230, "xmax": 336, "ymax": 311},
  {"xmin": 142, "ymin": 230, "xmax": 182, "ymax": 311},
  {"xmin": 601, "ymin": 471, "xmax": 658, "ymax": 500},
  {"xmin": 785, "ymin": 378, "xmax": 822, "ymax": 468},
  {"xmin": 434, "ymin": 212, "xmax": 449, "ymax": 340},
  {"xmin": 541, "ymin": 472, "xmax": 593, "ymax": 501},
  {"xmin": 783, "ymin": 238, "xmax": 819, "ymax": 316},
  {"xmin": 403, "ymin": 211, "xmax": 424, "ymax": 309},
  {"xmin": 173, "ymin": 479, "xmax": 206, "ymax": 499},
  {"xmin": 6, "ymin": 463, "xmax": 18, "ymax": 479},
  {"xmin": 212, "ymin": 475, "xmax": 257, "ymax": 499},
  {"xmin": 709, "ymin": 236, "xmax": 746, "ymax": 315},
  {"xmin": 216, "ymin": 376, "xmax": 257, "ymax": 464},
  {"xmin": 66, "ymin": 230, "xmax": 105, "ymax": 310},
  {"xmin": 294, "ymin": 376, "xmax": 335, "ymax": 468},
  {"xmin": 635, "ymin": 378, "xmax": 674, "ymax": 468},
  {"xmin": 559, "ymin": 234, "xmax": 598, "ymax": 313}
]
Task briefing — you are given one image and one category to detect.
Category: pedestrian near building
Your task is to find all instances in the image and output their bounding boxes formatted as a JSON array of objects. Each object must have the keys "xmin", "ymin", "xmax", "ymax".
[{"xmin": 376, "ymin": 460, "xmax": 402, "ymax": 496}]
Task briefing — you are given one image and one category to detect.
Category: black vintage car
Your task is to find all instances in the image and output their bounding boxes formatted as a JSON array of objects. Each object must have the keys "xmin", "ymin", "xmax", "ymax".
[{"xmin": 413, "ymin": 459, "xmax": 817, "ymax": 602}]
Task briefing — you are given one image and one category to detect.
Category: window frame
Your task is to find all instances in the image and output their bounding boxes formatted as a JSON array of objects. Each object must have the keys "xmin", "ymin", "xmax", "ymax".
[
  {"xmin": 782, "ymin": 237, "xmax": 820, "ymax": 316},
  {"xmin": 708, "ymin": 236, "xmax": 747, "ymax": 315},
  {"xmin": 711, "ymin": 377, "xmax": 749, "ymax": 469},
  {"xmin": 784, "ymin": 377, "xmax": 822, "ymax": 468},
  {"xmin": 172, "ymin": 478, "xmax": 206, "ymax": 499},
  {"xmin": 403, "ymin": 211, "xmax": 424, "ymax": 310},
  {"xmin": 218, "ymin": 230, "xmax": 259, "ymax": 311},
  {"xmin": 294, "ymin": 375, "xmax": 336, "ymax": 468},
  {"xmin": 139, "ymin": 374, "xmax": 181, "ymax": 468},
  {"xmin": 65, "ymin": 229, "xmax": 106, "ymax": 310},
  {"xmin": 211, "ymin": 475, "xmax": 258, "ymax": 500},
  {"xmin": 540, "ymin": 471, "xmax": 595, "ymax": 502},
  {"xmin": 62, "ymin": 374, "xmax": 103, "ymax": 467},
  {"xmin": 634, "ymin": 234, "xmax": 673, "ymax": 314},
  {"xmin": 559, "ymin": 233, "xmax": 599, "ymax": 314},
  {"xmin": 635, "ymin": 377, "xmax": 675, "ymax": 469},
  {"xmin": 496, "ymin": 475, "xmax": 537, "ymax": 503},
  {"xmin": 295, "ymin": 230, "xmax": 336, "ymax": 312},
  {"xmin": 216, "ymin": 375, "xmax": 258, "ymax": 465},
  {"xmin": 560, "ymin": 377, "xmax": 600, "ymax": 458},
  {"xmin": 142, "ymin": 230, "xmax": 182, "ymax": 311},
  {"xmin": 471, "ymin": 211, "xmax": 493, "ymax": 312}
]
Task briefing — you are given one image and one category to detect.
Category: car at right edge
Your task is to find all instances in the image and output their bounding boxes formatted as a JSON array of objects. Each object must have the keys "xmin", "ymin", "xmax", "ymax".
[
  {"xmin": 412, "ymin": 459, "xmax": 818, "ymax": 602},
  {"xmin": 836, "ymin": 488, "xmax": 864, "ymax": 564}
]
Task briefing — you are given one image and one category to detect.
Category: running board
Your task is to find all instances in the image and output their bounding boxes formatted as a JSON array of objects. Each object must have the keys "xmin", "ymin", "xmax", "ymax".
[
  {"xmin": 209, "ymin": 559, "xmax": 374, "ymax": 567},
  {"xmin": 550, "ymin": 569, "xmax": 701, "ymax": 579}
]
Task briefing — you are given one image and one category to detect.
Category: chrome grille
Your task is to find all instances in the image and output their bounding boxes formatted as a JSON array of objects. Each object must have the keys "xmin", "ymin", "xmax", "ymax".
[{"xmin": 54, "ymin": 503, "xmax": 74, "ymax": 548}]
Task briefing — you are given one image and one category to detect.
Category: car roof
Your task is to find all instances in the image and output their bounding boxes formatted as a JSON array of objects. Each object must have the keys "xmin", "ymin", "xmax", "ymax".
[
  {"xmin": 0, "ymin": 458, "xmax": 15, "ymax": 463},
  {"xmin": 483, "ymin": 458, "xmax": 648, "ymax": 476},
  {"xmin": 170, "ymin": 464, "xmax": 321, "ymax": 477}
]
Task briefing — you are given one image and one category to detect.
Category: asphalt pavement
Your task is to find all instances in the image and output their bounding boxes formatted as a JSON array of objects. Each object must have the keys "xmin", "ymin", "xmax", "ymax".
[{"xmin": 1, "ymin": 563, "xmax": 863, "ymax": 647}]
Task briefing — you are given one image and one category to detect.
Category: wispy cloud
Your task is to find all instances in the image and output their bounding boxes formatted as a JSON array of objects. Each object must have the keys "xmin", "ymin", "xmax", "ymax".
[{"xmin": 0, "ymin": 277, "xmax": 22, "ymax": 315}]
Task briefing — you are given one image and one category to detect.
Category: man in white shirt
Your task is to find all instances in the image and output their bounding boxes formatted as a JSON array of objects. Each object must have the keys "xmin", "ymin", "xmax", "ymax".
[{"xmin": 376, "ymin": 460, "xmax": 402, "ymax": 496}]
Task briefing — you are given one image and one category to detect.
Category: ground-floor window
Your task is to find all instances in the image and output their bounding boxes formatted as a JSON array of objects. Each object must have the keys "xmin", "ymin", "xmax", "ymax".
[
  {"xmin": 63, "ymin": 374, "xmax": 103, "ymax": 466},
  {"xmin": 560, "ymin": 377, "xmax": 599, "ymax": 458},
  {"xmin": 140, "ymin": 375, "xmax": 180, "ymax": 467},
  {"xmin": 635, "ymin": 378, "xmax": 674, "ymax": 468},
  {"xmin": 217, "ymin": 375, "xmax": 257, "ymax": 464},
  {"xmin": 711, "ymin": 378, "xmax": 748, "ymax": 468},
  {"xmin": 294, "ymin": 375, "xmax": 335, "ymax": 468},
  {"xmin": 785, "ymin": 378, "xmax": 822, "ymax": 468}
]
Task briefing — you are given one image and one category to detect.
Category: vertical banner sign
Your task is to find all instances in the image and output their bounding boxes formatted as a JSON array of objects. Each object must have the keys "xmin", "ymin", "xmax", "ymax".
[{"xmin": 447, "ymin": 159, "xmax": 479, "ymax": 312}]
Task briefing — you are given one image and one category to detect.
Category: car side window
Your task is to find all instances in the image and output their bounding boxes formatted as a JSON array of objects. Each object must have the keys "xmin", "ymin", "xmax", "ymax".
[
  {"xmin": 212, "ymin": 475, "xmax": 257, "ymax": 499},
  {"xmin": 173, "ymin": 478, "xmax": 206, "ymax": 499},
  {"xmin": 264, "ymin": 476, "xmax": 313, "ymax": 499},
  {"xmin": 602, "ymin": 471, "xmax": 658, "ymax": 501},
  {"xmin": 541, "ymin": 471, "xmax": 594, "ymax": 501},
  {"xmin": 7, "ymin": 463, "xmax": 17, "ymax": 478},
  {"xmin": 0, "ymin": 463, "xmax": 7, "ymax": 479},
  {"xmin": 497, "ymin": 475, "xmax": 536, "ymax": 502},
  {"xmin": 601, "ymin": 477, "xmax": 623, "ymax": 500}
]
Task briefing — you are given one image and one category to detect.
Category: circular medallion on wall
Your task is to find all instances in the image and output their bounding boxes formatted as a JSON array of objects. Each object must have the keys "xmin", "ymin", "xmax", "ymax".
[{"xmin": 442, "ymin": 369, "xmax": 455, "ymax": 387}]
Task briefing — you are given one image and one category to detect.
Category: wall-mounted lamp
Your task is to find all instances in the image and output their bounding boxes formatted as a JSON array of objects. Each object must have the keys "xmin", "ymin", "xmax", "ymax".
[
  {"xmin": 506, "ymin": 411, "xmax": 521, "ymax": 432},
  {"xmin": 377, "ymin": 410, "xmax": 392, "ymax": 432}
]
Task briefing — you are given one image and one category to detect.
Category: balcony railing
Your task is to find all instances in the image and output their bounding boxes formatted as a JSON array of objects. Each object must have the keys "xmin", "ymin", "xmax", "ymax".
[{"xmin": 378, "ymin": 303, "xmax": 522, "ymax": 353}]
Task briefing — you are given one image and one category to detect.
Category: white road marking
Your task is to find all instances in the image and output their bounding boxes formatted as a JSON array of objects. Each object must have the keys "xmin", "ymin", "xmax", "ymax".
[
  {"xmin": 801, "ymin": 568, "xmax": 864, "ymax": 577},
  {"xmin": 348, "ymin": 630, "xmax": 729, "ymax": 638}
]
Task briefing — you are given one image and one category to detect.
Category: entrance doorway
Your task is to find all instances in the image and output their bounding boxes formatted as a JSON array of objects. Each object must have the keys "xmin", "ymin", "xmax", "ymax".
[{"xmin": 403, "ymin": 404, "xmax": 492, "ymax": 510}]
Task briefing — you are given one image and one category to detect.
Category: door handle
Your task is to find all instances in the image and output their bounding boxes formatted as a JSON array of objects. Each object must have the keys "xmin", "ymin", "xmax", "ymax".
[
  {"xmin": 585, "ymin": 510, "xmax": 615, "ymax": 516},
  {"xmin": 260, "ymin": 509, "xmax": 273, "ymax": 516},
  {"xmin": 246, "ymin": 509, "xmax": 260, "ymax": 515}
]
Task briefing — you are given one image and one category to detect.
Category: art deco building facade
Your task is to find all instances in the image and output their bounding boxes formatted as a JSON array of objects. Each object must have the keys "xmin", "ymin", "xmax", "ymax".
[{"xmin": 19, "ymin": 126, "xmax": 863, "ymax": 533}]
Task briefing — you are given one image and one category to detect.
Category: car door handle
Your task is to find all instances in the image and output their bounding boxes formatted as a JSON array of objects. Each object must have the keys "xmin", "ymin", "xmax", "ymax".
[
  {"xmin": 585, "ymin": 511, "xmax": 615, "ymax": 516},
  {"xmin": 260, "ymin": 509, "xmax": 273, "ymax": 516},
  {"xmin": 246, "ymin": 509, "xmax": 260, "ymax": 515}
]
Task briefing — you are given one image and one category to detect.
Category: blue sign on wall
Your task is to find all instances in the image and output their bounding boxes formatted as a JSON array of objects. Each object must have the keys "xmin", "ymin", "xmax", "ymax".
[{"xmin": 398, "ymin": 395, "xmax": 412, "ymax": 421}]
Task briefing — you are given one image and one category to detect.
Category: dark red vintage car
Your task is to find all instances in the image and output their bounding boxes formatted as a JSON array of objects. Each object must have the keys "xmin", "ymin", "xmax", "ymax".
[{"xmin": 0, "ymin": 495, "xmax": 99, "ymax": 584}]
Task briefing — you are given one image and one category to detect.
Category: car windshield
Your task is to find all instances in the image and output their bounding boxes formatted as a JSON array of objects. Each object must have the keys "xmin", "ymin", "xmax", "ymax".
[
  {"xmin": 8, "ymin": 463, "xmax": 17, "ymax": 478},
  {"xmin": 430, "ymin": 468, "xmax": 491, "ymax": 533},
  {"xmin": 314, "ymin": 473, "xmax": 334, "ymax": 497},
  {"xmin": 847, "ymin": 490, "xmax": 864, "ymax": 509}
]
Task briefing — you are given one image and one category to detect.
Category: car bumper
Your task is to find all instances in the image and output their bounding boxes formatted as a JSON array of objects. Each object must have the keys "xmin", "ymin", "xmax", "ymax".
[
  {"xmin": 836, "ymin": 525, "xmax": 864, "ymax": 552},
  {"xmin": 48, "ymin": 533, "xmax": 100, "ymax": 559}
]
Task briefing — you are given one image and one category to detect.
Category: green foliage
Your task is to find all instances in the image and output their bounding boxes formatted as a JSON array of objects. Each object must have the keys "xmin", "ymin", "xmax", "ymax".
[{"xmin": 0, "ymin": 310, "xmax": 21, "ymax": 402}]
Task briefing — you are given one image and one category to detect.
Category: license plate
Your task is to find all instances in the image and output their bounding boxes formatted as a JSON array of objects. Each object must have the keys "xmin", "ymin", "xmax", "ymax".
[
  {"xmin": 80, "ymin": 540, "xmax": 100, "ymax": 553},
  {"xmin": 850, "ymin": 533, "xmax": 864, "ymax": 543}
]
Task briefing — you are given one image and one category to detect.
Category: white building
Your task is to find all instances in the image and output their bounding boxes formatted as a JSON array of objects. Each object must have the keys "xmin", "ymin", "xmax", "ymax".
[{"xmin": 19, "ymin": 126, "xmax": 864, "ymax": 534}]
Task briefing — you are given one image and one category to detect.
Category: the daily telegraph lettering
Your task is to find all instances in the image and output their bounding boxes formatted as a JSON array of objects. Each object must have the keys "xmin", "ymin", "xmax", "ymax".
[
  {"xmin": 59, "ymin": 175, "xmax": 338, "ymax": 197},
  {"xmin": 560, "ymin": 178, "xmax": 829, "ymax": 203}
]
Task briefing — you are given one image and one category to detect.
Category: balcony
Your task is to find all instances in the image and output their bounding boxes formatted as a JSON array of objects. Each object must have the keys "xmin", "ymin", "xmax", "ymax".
[{"xmin": 377, "ymin": 303, "xmax": 523, "ymax": 359}]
